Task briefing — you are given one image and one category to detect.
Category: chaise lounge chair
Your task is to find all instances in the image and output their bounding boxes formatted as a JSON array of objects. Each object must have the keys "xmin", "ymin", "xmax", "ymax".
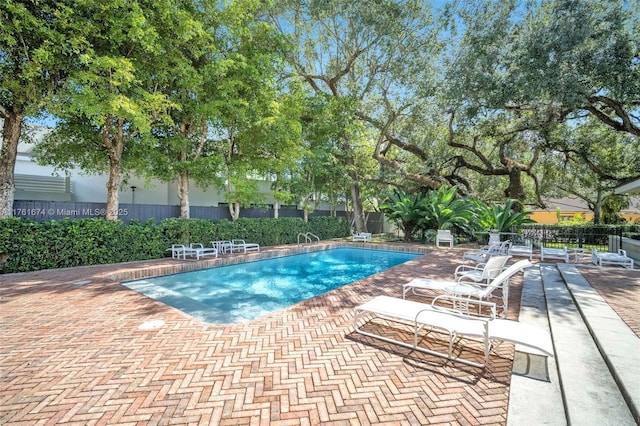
[
  {"xmin": 454, "ymin": 255, "xmax": 511, "ymax": 284},
  {"xmin": 462, "ymin": 240, "xmax": 510, "ymax": 264},
  {"xmin": 168, "ymin": 243, "xmax": 217, "ymax": 260},
  {"xmin": 508, "ymin": 240, "xmax": 533, "ymax": 260},
  {"xmin": 591, "ymin": 249, "xmax": 634, "ymax": 269},
  {"xmin": 352, "ymin": 232, "xmax": 372, "ymax": 242},
  {"xmin": 353, "ymin": 294, "xmax": 554, "ymax": 368},
  {"xmin": 403, "ymin": 259, "xmax": 532, "ymax": 317},
  {"xmin": 540, "ymin": 243, "xmax": 569, "ymax": 263},
  {"xmin": 231, "ymin": 239, "xmax": 260, "ymax": 253},
  {"xmin": 212, "ymin": 240, "xmax": 233, "ymax": 254},
  {"xmin": 188, "ymin": 243, "xmax": 218, "ymax": 260},
  {"xmin": 169, "ymin": 244, "xmax": 188, "ymax": 259}
]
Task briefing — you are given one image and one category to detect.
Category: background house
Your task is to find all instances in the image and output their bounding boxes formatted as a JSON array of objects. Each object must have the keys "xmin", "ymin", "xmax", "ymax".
[{"xmin": 528, "ymin": 197, "xmax": 640, "ymax": 224}]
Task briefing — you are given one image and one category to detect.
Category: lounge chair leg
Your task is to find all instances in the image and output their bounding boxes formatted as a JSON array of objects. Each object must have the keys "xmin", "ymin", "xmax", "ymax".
[{"xmin": 448, "ymin": 332, "xmax": 455, "ymax": 359}]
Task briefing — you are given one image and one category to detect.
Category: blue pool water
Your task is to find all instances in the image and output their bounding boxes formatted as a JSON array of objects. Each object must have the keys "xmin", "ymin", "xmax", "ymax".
[{"xmin": 124, "ymin": 248, "xmax": 420, "ymax": 324}]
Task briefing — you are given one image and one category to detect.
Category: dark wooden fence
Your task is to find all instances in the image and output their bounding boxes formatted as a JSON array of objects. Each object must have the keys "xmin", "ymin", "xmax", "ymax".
[{"xmin": 12, "ymin": 200, "xmax": 385, "ymax": 232}]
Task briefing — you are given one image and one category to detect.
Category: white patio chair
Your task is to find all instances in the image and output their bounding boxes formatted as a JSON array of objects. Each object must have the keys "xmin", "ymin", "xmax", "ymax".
[
  {"xmin": 540, "ymin": 244, "xmax": 569, "ymax": 262},
  {"xmin": 353, "ymin": 294, "xmax": 553, "ymax": 368},
  {"xmin": 188, "ymin": 243, "xmax": 218, "ymax": 260},
  {"xmin": 435, "ymin": 229, "xmax": 454, "ymax": 247},
  {"xmin": 168, "ymin": 244, "xmax": 189, "ymax": 259},
  {"xmin": 403, "ymin": 259, "xmax": 532, "ymax": 317},
  {"xmin": 212, "ymin": 240, "xmax": 233, "ymax": 254},
  {"xmin": 463, "ymin": 240, "xmax": 510, "ymax": 264},
  {"xmin": 591, "ymin": 249, "xmax": 634, "ymax": 269},
  {"xmin": 352, "ymin": 232, "xmax": 372, "ymax": 242},
  {"xmin": 509, "ymin": 240, "xmax": 533, "ymax": 260},
  {"xmin": 454, "ymin": 255, "xmax": 511, "ymax": 284},
  {"xmin": 231, "ymin": 239, "xmax": 260, "ymax": 253}
]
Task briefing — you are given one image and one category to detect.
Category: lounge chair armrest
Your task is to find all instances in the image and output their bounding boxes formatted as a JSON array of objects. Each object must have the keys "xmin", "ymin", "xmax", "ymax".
[
  {"xmin": 431, "ymin": 295, "xmax": 497, "ymax": 319},
  {"xmin": 454, "ymin": 264, "xmax": 485, "ymax": 274}
]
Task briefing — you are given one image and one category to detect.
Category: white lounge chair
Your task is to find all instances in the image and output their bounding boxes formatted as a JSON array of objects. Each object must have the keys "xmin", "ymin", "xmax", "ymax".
[
  {"xmin": 508, "ymin": 241, "xmax": 533, "ymax": 260},
  {"xmin": 188, "ymin": 243, "xmax": 218, "ymax": 260},
  {"xmin": 403, "ymin": 259, "xmax": 532, "ymax": 317},
  {"xmin": 435, "ymin": 229, "xmax": 454, "ymax": 248},
  {"xmin": 454, "ymin": 255, "xmax": 511, "ymax": 284},
  {"xmin": 352, "ymin": 232, "xmax": 372, "ymax": 242},
  {"xmin": 540, "ymin": 244, "xmax": 569, "ymax": 262},
  {"xmin": 462, "ymin": 240, "xmax": 510, "ymax": 264},
  {"xmin": 168, "ymin": 243, "xmax": 216, "ymax": 260},
  {"xmin": 591, "ymin": 249, "xmax": 634, "ymax": 269},
  {"xmin": 212, "ymin": 240, "xmax": 233, "ymax": 254},
  {"xmin": 168, "ymin": 244, "xmax": 189, "ymax": 259},
  {"xmin": 353, "ymin": 294, "xmax": 554, "ymax": 368},
  {"xmin": 231, "ymin": 239, "xmax": 260, "ymax": 253}
]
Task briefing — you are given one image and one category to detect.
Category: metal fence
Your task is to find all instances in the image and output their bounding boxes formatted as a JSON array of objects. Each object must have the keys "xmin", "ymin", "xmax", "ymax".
[
  {"xmin": 12, "ymin": 200, "xmax": 384, "ymax": 231},
  {"xmin": 518, "ymin": 225, "xmax": 625, "ymax": 251}
]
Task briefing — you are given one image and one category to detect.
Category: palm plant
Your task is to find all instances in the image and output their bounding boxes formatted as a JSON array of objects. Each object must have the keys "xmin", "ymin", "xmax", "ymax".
[
  {"xmin": 379, "ymin": 189, "xmax": 425, "ymax": 241},
  {"xmin": 418, "ymin": 186, "xmax": 475, "ymax": 235},
  {"xmin": 380, "ymin": 186, "xmax": 477, "ymax": 242},
  {"xmin": 474, "ymin": 199, "xmax": 535, "ymax": 233}
]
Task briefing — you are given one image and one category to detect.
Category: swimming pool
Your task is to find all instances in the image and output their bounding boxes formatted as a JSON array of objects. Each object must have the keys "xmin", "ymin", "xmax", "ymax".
[{"xmin": 124, "ymin": 247, "xmax": 421, "ymax": 324}]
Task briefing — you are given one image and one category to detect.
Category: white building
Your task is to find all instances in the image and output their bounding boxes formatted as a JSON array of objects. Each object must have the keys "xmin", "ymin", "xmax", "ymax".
[{"xmin": 7, "ymin": 123, "xmax": 325, "ymax": 211}]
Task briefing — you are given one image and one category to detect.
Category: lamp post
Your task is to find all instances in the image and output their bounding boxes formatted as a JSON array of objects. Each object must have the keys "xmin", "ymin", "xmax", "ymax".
[{"xmin": 131, "ymin": 186, "xmax": 137, "ymax": 204}]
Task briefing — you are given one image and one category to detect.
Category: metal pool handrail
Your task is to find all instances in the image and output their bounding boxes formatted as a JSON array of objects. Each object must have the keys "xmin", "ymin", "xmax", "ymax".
[{"xmin": 298, "ymin": 232, "xmax": 320, "ymax": 245}]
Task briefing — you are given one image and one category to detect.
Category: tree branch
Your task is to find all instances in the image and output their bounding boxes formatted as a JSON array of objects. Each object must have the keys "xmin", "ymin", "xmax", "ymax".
[{"xmin": 587, "ymin": 95, "xmax": 640, "ymax": 136}]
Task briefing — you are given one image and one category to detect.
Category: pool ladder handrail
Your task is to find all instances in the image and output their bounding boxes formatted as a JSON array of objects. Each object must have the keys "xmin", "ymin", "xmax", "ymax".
[{"xmin": 298, "ymin": 232, "xmax": 320, "ymax": 245}]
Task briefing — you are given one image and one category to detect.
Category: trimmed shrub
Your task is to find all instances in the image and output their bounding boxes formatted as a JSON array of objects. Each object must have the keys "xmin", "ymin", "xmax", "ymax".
[{"xmin": 0, "ymin": 216, "xmax": 350, "ymax": 274}]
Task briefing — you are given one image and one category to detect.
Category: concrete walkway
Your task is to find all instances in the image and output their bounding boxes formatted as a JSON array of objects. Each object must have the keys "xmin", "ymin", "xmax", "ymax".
[
  {"xmin": 507, "ymin": 265, "xmax": 564, "ymax": 426},
  {"xmin": 508, "ymin": 263, "xmax": 639, "ymax": 425},
  {"xmin": 558, "ymin": 264, "xmax": 639, "ymax": 424}
]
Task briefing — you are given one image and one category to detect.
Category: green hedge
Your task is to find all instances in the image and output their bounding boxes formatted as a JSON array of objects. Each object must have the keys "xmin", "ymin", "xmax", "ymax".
[{"xmin": 0, "ymin": 216, "xmax": 350, "ymax": 274}]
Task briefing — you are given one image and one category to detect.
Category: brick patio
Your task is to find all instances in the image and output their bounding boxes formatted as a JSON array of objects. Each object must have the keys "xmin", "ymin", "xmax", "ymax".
[{"xmin": 1, "ymin": 243, "xmax": 637, "ymax": 425}]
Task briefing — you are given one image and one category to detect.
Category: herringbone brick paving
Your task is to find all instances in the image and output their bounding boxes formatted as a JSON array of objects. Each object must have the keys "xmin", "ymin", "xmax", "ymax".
[
  {"xmin": 1, "ymin": 243, "xmax": 637, "ymax": 425},
  {"xmin": 578, "ymin": 267, "xmax": 640, "ymax": 337}
]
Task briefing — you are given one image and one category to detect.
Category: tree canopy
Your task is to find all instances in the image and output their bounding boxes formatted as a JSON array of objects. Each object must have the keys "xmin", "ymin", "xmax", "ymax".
[{"xmin": 2, "ymin": 0, "xmax": 639, "ymax": 224}]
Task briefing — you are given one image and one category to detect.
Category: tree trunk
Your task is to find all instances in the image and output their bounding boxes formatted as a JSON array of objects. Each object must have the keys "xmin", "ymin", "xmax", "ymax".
[
  {"xmin": 105, "ymin": 159, "xmax": 121, "ymax": 221},
  {"xmin": 177, "ymin": 168, "xmax": 190, "ymax": 218},
  {"xmin": 504, "ymin": 169, "xmax": 526, "ymax": 209},
  {"xmin": 403, "ymin": 224, "xmax": 414, "ymax": 241},
  {"xmin": 592, "ymin": 189, "xmax": 603, "ymax": 225},
  {"xmin": 350, "ymin": 182, "xmax": 367, "ymax": 232},
  {"xmin": 341, "ymin": 138, "xmax": 367, "ymax": 232},
  {"xmin": 103, "ymin": 116, "xmax": 125, "ymax": 221},
  {"xmin": 273, "ymin": 200, "xmax": 280, "ymax": 218},
  {"xmin": 0, "ymin": 110, "xmax": 23, "ymax": 219},
  {"xmin": 229, "ymin": 201, "xmax": 240, "ymax": 221}
]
